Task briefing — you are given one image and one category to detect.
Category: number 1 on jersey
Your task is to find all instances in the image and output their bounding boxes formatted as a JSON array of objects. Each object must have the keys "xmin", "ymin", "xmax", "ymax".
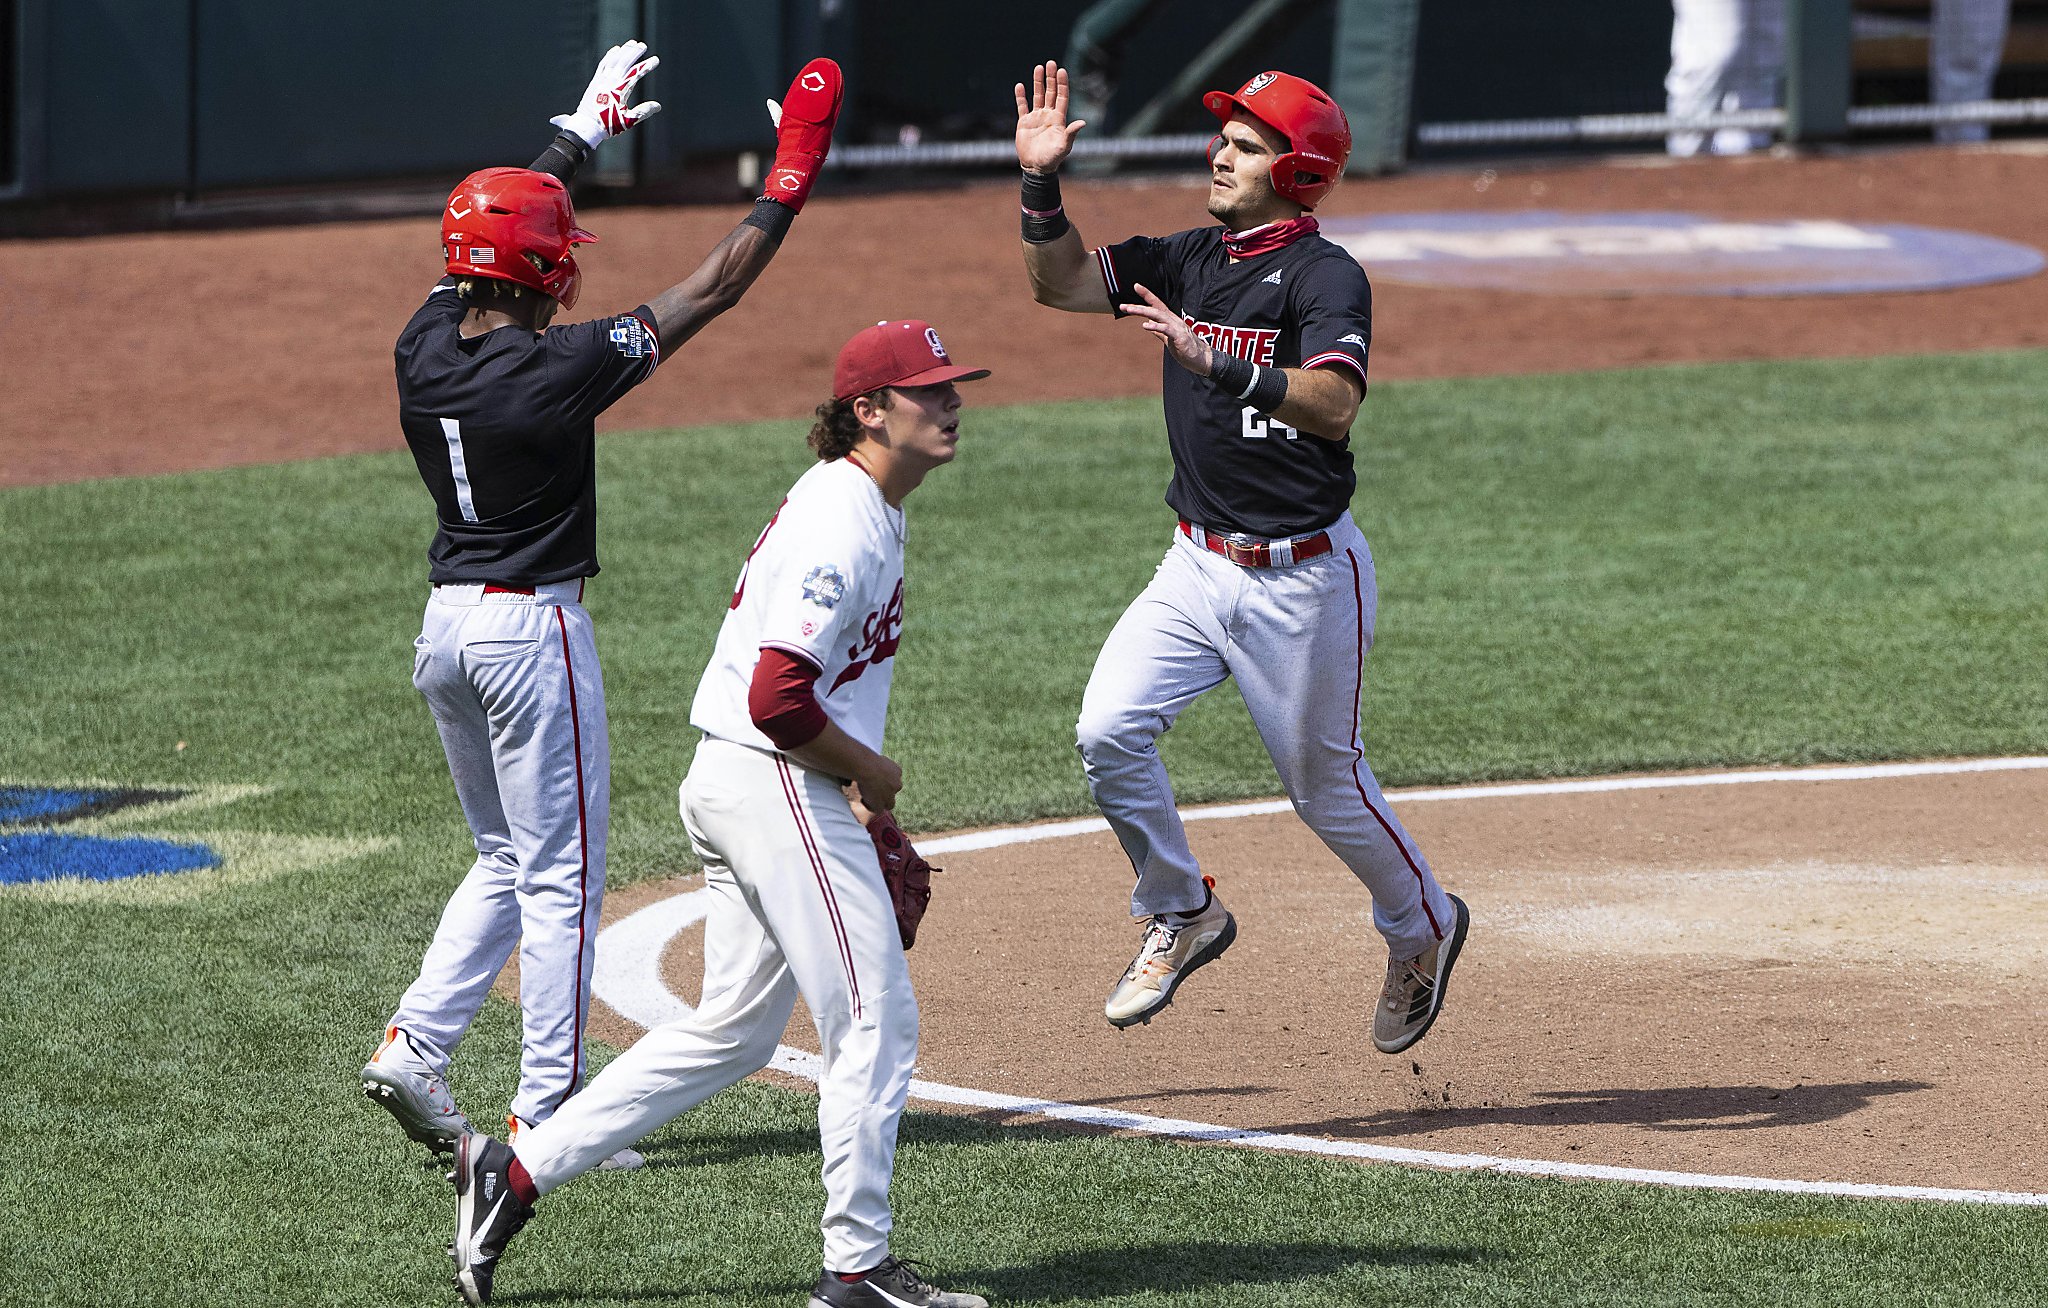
[{"xmin": 1239, "ymin": 407, "xmax": 1299, "ymax": 441}]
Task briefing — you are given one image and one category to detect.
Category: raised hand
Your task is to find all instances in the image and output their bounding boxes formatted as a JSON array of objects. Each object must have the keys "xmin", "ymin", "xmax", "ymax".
[
  {"xmin": 1014, "ymin": 60, "xmax": 1087, "ymax": 174},
  {"xmin": 763, "ymin": 57, "xmax": 845, "ymax": 213},
  {"xmin": 552, "ymin": 40, "xmax": 662, "ymax": 149},
  {"xmin": 1125, "ymin": 283, "xmax": 1213, "ymax": 377}
]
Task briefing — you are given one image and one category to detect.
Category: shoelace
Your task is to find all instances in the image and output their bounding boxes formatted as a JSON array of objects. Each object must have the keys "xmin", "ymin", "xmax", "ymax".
[
  {"xmin": 1381, "ymin": 953, "xmax": 1432, "ymax": 1010},
  {"xmin": 874, "ymin": 1256, "xmax": 938, "ymax": 1293},
  {"xmin": 1125, "ymin": 919, "xmax": 1182, "ymax": 981}
]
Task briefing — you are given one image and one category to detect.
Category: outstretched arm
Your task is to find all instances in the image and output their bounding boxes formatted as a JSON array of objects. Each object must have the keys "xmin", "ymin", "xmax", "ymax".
[
  {"xmin": 1123, "ymin": 284, "xmax": 1364, "ymax": 440},
  {"xmin": 637, "ymin": 58, "xmax": 841, "ymax": 348},
  {"xmin": 1015, "ymin": 60, "xmax": 1113, "ymax": 315},
  {"xmin": 530, "ymin": 40, "xmax": 663, "ymax": 182}
]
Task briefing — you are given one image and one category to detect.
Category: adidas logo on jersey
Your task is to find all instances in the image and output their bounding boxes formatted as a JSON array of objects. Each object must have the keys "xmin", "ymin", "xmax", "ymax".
[{"xmin": 1262, "ymin": 269, "xmax": 1284, "ymax": 285}]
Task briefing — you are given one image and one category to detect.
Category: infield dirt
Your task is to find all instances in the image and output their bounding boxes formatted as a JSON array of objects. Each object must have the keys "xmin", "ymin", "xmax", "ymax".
[{"xmin": 594, "ymin": 764, "xmax": 2048, "ymax": 1196}]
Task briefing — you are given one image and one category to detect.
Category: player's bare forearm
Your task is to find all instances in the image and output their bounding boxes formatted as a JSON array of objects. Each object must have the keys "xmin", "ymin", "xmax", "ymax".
[
  {"xmin": 644, "ymin": 222, "xmax": 780, "ymax": 349},
  {"xmin": 1023, "ymin": 227, "xmax": 1111, "ymax": 313},
  {"xmin": 785, "ymin": 719, "xmax": 903, "ymax": 813},
  {"xmin": 1271, "ymin": 367, "xmax": 1364, "ymax": 441}
]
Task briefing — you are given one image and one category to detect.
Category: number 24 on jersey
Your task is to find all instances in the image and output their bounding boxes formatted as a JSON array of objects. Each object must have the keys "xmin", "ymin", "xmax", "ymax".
[{"xmin": 1239, "ymin": 407, "xmax": 1299, "ymax": 440}]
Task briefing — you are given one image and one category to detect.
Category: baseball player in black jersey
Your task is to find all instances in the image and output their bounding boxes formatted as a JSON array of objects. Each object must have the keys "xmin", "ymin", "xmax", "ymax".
[
  {"xmin": 1014, "ymin": 61, "xmax": 1469, "ymax": 1052},
  {"xmin": 362, "ymin": 43, "xmax": 847, "ymax": 1196}
]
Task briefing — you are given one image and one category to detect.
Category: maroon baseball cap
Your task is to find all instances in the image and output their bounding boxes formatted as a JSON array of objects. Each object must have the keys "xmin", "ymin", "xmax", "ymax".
[{"xmin": 832, "ymin": 320, "xmax": 991, "ymax": 401}]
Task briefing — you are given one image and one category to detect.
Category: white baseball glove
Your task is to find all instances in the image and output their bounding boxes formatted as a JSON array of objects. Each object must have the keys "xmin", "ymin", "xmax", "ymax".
[{"xmin": 551, "ymin": 40, "xmax": 662, "ymax": 149}]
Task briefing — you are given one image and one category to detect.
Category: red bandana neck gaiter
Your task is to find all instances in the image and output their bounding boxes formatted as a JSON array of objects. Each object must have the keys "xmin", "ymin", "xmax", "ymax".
[{"xmin": 1222, "ymin": 215, "xmax": 1320, "ymax": 259}]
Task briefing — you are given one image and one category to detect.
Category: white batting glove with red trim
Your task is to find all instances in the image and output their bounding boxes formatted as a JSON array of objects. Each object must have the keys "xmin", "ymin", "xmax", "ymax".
[{"xmin": 551, "ymin": 40, "xmax": 662, "ymax": 149}]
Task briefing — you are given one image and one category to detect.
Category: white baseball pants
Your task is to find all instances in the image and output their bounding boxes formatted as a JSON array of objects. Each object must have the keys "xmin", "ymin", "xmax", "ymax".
[
  {"xmin": 1933, "ymin": 0, "xmax": 2011, "ymax": 143},
  {"xmin": 511, "ymin": 736, "xmax": 918, "ymax": 1275},
  {"xmin": 1077, "ymin": 514, "xmax": 1455, "ymax": 962},
  {"xmin": 1667, "ymin": 0, "xmax": 1786, "ymax": 157},
  {"xmin": 389, "ymin": 580, "xmax": 609, "ymax": 1126}
]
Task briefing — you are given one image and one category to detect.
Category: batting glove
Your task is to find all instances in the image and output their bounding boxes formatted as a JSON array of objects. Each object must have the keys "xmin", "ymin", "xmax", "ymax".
[
  {"xmin": 762, "ymin": 58, "xmax": 844, "ymax": 213},
  {"xmin": 551, "ymin": 40, "xmax": 662, "ymax": 149}
]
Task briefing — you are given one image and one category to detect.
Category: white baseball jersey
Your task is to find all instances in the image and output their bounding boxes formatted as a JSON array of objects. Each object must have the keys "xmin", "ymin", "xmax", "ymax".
[
  {"xmin": 692, "ymin": 457, "xmax": 906, "ymax": 754},
  {"xmin": 513, "ymin": 451, "xmax": 923, "ymax": 1272}
]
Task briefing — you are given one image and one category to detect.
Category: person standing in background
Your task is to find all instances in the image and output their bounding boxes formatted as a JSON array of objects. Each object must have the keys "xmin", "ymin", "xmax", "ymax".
[{"xmin": 1668, "ymin": 0, "xmax": 1786, "ymax": 157}]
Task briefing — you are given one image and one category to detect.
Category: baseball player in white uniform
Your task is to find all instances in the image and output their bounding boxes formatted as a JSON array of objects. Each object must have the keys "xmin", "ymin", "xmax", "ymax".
[
  {"xmin": 364, "ymin": 48, "xmax": 844, "ymax": 1173},
  {"xmin": 1014, "ymin": 62, "xmax": 1467, "ymax": 1054},
  {"xmin": 1668, "ymin": 0, "xmax": 2009, "ymax": 152},
  {"xmin": 1932, "ymin": 0, "xmax": 2011, "ymax": 143},
  {"xmin": 1667, "ymin": 0, "xmax": 1785, "ymax": 157},
  {"xmin": 444, "ymin": 321, "xmax": 991, "ymax": 1308}
]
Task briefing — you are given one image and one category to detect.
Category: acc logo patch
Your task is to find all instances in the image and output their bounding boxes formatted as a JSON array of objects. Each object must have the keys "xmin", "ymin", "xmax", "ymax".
[
  {"xmin": 1244, "ymin": 71, "xmax": 1278, "ymax": 96},
  {"xmin": 609, "ymin": 315, "xmax": 657, "ymax": 359},
  {"xmin": 1338, "ymin": 333, "xmax": 1366, "ymax": 346},
  {"xmin": 801, "ymin": 564, "xmax": 848, "ymax": 610}
]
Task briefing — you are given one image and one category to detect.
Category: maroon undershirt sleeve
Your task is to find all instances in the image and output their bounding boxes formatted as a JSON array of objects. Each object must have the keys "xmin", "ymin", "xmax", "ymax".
[{"xmin": 749, "ymin": 646, "xmax": 829, "ymax": 749}]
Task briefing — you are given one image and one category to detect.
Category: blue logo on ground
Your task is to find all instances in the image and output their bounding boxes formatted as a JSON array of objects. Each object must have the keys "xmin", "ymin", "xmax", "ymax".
[
  {"xmin": 1320, "ymin": 211, "xmax": 2045, "ymax": 297},
  {"xmin": 0, "ymin": 786, "xmax": 222, "ymax": 886}
]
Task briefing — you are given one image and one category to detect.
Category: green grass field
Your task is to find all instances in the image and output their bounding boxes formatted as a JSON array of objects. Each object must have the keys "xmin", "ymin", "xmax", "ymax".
[{"xmin": 4, "ymin": 351, "xmax": 2046, "ymax": 1305}]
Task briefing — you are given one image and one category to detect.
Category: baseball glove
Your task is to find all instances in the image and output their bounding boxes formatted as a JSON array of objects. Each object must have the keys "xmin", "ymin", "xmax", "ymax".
[{"xmin": 866, "ymin": 810, "xmax": 934, "ymax": 950}]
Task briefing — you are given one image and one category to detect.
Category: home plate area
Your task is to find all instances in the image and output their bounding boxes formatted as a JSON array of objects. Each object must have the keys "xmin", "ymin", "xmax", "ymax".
[{"xmin": 589, "ymin": 760, "xmax": 2048, "ymax": 1203}]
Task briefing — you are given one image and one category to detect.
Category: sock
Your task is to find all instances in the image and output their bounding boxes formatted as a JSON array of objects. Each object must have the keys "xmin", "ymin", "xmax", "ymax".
[
  {"xmin": 507, "ymin": 1156, "xmax": 539, "ymax": 1207},
  {"xmin": 1171, "ymin": 880, "xmax": 1214, "ymax": 920}
]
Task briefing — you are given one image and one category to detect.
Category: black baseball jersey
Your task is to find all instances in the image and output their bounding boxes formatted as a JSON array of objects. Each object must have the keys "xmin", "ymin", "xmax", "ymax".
[
  {"xmin": 1097, "ymin": 228, "xmax": 1371, "ymax": 538},
  {"xmin": 395, "ymin": 284, "xmax": 663, "ymax": 585}
]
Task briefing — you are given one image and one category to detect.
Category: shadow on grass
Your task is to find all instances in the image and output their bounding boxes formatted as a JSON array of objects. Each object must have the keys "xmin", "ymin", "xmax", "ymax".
[
  {"xmin": 1272, "ymin": 1079, "xmax": 1932, "ymax": 1139},
  {"xmin": 499, "ymin": 1238, "xmax": 1493, "ymax": 1305}
]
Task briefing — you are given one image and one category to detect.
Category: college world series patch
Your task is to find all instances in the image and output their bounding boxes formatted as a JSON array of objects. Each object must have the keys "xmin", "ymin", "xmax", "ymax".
[
  {"xmin": 802, "ymin": 564, "xmax": 848, "ymax": 609},
  {"xmin": 609, "ymin": 314, "xmax": 657, "ymax": 359}
]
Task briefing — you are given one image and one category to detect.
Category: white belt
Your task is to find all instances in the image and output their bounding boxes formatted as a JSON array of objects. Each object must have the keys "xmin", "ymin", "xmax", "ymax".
[{"xmin": 429, "ymin": 578, "xmax": 588, "ymax": 606}]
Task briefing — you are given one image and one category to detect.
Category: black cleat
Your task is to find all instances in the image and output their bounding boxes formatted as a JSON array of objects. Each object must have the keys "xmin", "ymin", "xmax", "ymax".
[
  {"xmin": 809, "ymin": 1256, "xmax": 988, "ymax": 1307},
  {"xmin": 449, "ymin": 1132, "xmax": 533, "ymax": 1305}
]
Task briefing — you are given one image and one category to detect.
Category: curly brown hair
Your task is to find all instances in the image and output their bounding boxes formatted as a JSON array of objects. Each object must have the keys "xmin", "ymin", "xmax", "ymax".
[{"xmin": 808, "ymin": 389, "xmax": 891, "ymax": 461}]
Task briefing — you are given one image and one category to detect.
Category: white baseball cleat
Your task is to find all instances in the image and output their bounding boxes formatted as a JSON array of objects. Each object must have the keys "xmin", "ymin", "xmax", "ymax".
[
  {"xmin": 361, "ymin": 1024, "xmax": 470, "ymax": 1154},
  {"xmin": 1373, "ymin": 893, "xmax": 1470, "ymax": 1054},
  {"xmin": 1104, "ymin": 879, "xmax": 1237, "ymax": 1028}
]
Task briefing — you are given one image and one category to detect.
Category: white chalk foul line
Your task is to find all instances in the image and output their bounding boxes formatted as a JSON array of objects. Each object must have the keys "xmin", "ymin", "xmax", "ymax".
[
  {"xmin": 917, "ymin": 755, "xmax": 2048, "ymax": 856},
  {"xmin": 592, "ymin": 757, "xmax": 2048, "ymax": 1207}
]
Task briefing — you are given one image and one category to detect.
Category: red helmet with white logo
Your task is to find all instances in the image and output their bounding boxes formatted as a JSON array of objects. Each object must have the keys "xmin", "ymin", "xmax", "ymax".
[
  {"xmin": 441, "ymin": 167, "xmax": 598, "ymax": 310},
  {"xmin": 1202, "ymin": 71, "xmax": 1352, "ymax": 210}
]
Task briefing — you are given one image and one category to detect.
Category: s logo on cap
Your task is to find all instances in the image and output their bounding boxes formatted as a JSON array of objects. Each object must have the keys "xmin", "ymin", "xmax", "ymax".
[{"xmin": 925, "ymin": 327, "xmax": 948, "ymax": 360}]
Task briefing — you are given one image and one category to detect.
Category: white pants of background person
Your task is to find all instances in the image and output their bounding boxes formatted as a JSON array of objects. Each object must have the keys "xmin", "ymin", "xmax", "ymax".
[
  {"xmin": 1668, "ymin": 0, "xmax": 1787, "ymax": 156},
  {"xmin": 390, "ymin": 579, "xmax": 610, "ymax": 1125},
  {"xmin": 1934, "ymin": 0, "xmax": 2011, "ymax": 143},
  {"xmin": 1076, "ymin": 513, "xmax": 1456, "ymax": 964},
  {"xmin": 509, "ymin": 737, "xmax": 918, "ymax": 1273}
]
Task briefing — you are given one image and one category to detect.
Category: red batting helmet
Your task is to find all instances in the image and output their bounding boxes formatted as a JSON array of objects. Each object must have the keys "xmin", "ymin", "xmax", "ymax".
[
  {"xmin": 442, "ymin": 168, "xmax": 597, "ymax": 310},
  {"xmin": 1202, "ymin": 71, "xmax": 1352, "ymax": 210}
]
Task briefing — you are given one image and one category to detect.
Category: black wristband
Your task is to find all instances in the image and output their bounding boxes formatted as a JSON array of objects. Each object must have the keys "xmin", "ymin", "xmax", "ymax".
[
  {"xmin": 742, "ymin": 197, "xmax": 796, "ymax": 244},
  {"xmin": 529, "ymin": 131, "xmax": 592, "ymax": 184},
  {"xmin": 1020, "ymin": 168, "xmax": 1070, "ymax": 244},
  {"xmin": 1208, "ymin": 351, "xmax": 1290, "ymax": 414}
]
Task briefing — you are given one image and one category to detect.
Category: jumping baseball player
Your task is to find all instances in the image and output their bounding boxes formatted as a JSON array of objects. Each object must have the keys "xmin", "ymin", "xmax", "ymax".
[
  {"xmin": 444, "ymin": 320, "xmax": 990, "ymax": 1308},
  {"xmin": 362, "ymin": 46, "xmax": 845, "ymax": 1175},
  {"xmin": 1013, "ymin": 62, "xmax": 1468, "ymax": 1052}
]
